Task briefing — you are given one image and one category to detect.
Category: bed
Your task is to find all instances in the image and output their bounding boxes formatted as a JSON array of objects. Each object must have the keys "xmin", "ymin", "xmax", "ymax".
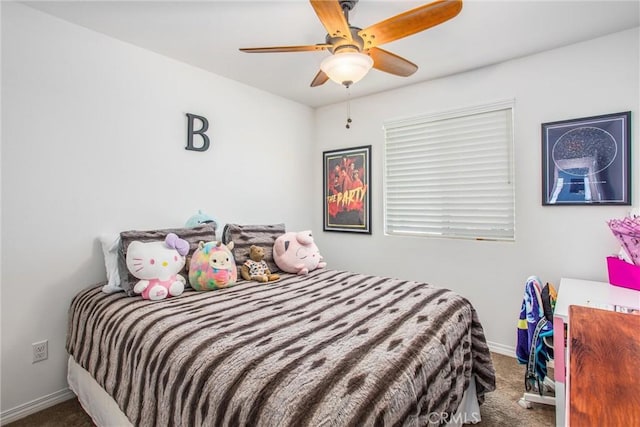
[{"xmin": 66, "ymin": 268, "xmax": 496, "ymax": 426}]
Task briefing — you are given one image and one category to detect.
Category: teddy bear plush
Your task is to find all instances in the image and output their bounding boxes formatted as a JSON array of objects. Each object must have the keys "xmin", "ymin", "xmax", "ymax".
[
  {"xmin": 241, "ymin": 245, "xmax": 280, "ymax": 283},
  {"xmin": 188, "ymin": 241, "xmax": 237, "ymax": 290}
]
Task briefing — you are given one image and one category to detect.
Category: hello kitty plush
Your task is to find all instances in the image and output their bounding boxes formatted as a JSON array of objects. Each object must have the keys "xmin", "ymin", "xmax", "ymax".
[
  {"xmin": 125, "ymin": 233, "xmax": 189, "ymax": 300},
  {"xmin": 273, "ymin": 230, "xmax": 326, "ymax": 275}
]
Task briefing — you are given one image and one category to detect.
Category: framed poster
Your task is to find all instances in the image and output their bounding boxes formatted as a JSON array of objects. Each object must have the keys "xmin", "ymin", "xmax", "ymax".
[
  {"xmin": 323, "ymin": 145, "xmax": 371, "ymax": 233},
  {"xmin": 542, "ymin": 111, "xmax": 631, "ymax": 205}
]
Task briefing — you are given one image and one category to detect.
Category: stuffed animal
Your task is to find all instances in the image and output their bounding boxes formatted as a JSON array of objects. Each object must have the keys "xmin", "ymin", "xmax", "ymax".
[
  {"xmin": 184, "ymin": 210, "xmax": 218, "ymax": 271},
  {"xmin": 240, "ymin": 245, "xmax": 280, "ymax": 283},
  {"xmin": 125, "ymin": 233, "xmax": 189, "ymax": 300},
  {"xmin": 185, "ymin": 209, "xmax": 218, "ymax": 228},
  {"xmin": 273, "ymin": 230, "xmax": 327, "ymax": 275},
  {"xmin": 189, "ymin": 241, "xmax": 237, "ymax": 290}
]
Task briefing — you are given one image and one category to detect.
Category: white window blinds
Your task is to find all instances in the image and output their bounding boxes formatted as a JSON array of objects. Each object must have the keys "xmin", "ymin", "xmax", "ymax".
[{"xmin": 383, "ymin": 100, "xmax": 515, "ymax": 241}]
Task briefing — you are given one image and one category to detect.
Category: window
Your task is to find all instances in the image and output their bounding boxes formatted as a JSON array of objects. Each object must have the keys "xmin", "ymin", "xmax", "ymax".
[{"xmin": 383, "ymin": 100, "xmax": 515, "ymax": 241}]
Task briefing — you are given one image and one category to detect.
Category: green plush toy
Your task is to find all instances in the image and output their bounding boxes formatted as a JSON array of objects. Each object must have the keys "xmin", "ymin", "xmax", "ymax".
[{"xmin": 185, "ymin": 210, "xmax": 217, "ymax": 228}]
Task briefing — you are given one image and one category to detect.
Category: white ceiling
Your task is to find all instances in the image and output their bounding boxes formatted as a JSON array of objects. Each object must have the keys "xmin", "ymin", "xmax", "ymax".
[{"xmin": 23, "ymin": 0, "xmax": 640, "ymax": 108}]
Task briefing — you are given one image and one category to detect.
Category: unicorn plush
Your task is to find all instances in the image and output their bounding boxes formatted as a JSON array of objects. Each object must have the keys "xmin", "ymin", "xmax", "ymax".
[{"xmin": 188, "ymin": 241, "xmax": 238, "ymax": 290}]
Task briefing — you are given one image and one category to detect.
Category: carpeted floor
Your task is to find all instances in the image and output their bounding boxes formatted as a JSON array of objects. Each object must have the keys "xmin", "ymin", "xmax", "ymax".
[
  {"xmin": 474, "ymin": 353, "xmax": 555, "ymax": 426},
  {"xmin": 6, "ymin": 353, "xmax": 554, "ymax": 426}
]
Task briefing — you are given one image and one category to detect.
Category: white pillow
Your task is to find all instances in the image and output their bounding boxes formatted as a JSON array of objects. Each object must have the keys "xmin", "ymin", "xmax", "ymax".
[{"xmin": 100, "ymin": 233, "xmax": 123, "ymax": 294}]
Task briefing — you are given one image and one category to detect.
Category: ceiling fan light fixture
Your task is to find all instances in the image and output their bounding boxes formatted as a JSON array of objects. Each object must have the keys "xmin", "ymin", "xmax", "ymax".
[{"xmin": 320, "ymin": 52, "xmax": 373, "ymax": 87}]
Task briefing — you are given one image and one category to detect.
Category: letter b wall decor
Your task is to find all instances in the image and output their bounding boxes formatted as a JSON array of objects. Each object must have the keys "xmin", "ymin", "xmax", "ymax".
[{"xmin": 185, "ymin": 113, "xmax": 210, "ymax": 152}]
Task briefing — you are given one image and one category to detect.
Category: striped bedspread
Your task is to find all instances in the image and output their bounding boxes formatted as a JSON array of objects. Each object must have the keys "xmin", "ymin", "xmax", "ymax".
[{"xmin": 67, "ymin": 269, "xmax": 495, "ymax": 426}]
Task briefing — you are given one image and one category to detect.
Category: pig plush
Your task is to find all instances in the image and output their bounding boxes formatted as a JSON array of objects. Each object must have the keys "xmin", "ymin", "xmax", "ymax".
[{"xmin": 273, "ymin": 230, "xmax": 327, "ymax": 275}]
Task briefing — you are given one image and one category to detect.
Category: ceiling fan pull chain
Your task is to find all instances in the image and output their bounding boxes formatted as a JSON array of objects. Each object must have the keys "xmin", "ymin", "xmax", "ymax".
[{"xmin": 345, "ymin": 87, "xmax": 353, "ymax": 129}]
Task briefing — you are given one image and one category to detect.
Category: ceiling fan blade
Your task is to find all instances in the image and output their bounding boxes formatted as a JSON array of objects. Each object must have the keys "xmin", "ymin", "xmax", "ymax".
[
  {"xmin": 310, "ymin": 0, "xmax": 353, "ymax": 42},
  {"xmin": 310, "ymin": 70, "xmax": 329, "ymax": 87},
  {"xmin": 240, "ymin": 44, "xmax": 331, "ymax": 53},
  {"xmin": 358, "ymin": 0, "xmax": 462, "ymax": 49},
  {"xmin": 368, "ymin": 47, "xmax": 418, "ymax": 77}
]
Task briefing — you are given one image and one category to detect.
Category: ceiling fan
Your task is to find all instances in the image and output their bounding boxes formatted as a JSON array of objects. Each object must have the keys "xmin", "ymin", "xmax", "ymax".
[{"xmin": 240, "ymin": 0, "xmax": 463, "ymax": 88}]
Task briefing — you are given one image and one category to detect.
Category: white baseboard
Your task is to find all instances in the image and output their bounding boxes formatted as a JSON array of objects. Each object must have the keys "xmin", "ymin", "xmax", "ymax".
[
  {"xmin": 487, "ymin": 340, "xmax": 516, "ymax": 358},
  {"xmin": 0, "ymin": 388, "xmax": 75, "ymax": 425}
]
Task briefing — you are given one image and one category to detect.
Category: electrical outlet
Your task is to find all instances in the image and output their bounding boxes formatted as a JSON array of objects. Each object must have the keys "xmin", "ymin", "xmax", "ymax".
[{"xmin": 32, "ymin": 340, "xmax": 48, "ymax": 363}]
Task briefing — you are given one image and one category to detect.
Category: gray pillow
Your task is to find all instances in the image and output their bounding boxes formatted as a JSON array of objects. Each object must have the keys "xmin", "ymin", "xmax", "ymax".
[
  {"xmin": 117, "ymin": 224, "xmax": 216, "ymax": 296},
  {"xmin": 222, "ymin": 223, "xmax": 285, "ymax": 273}
]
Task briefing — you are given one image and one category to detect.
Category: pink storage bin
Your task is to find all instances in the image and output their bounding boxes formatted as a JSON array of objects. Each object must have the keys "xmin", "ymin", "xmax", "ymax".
[{"xmin": 607, "ymin": 256, "xmax": 640, "ymax": 291}]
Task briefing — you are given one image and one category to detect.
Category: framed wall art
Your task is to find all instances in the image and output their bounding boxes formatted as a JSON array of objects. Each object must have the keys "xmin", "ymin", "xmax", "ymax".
[
  {"xmin": 323, "ymin": 145, "xmax": 371, "ymax": 233},
  {"xmin": 542, "ymin": 111, "xmax": 631, "ymax": 206}
]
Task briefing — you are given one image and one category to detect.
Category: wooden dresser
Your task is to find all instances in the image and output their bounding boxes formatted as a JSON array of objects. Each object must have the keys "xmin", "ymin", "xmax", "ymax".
[
  {"xmin": 553, "ymin": 277, "xmax": 640, "ymax": 426},
  {"xmin": 568, "ymin": 305, "xmax": 640, "ymax": 426}
]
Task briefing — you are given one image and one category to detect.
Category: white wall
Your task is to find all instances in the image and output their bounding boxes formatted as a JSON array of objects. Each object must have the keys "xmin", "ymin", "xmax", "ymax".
[
  {"xmin": 2, "ymin": 0, "xmax": 638, "ymax": 417},
  {"xmin": 0, "ymin": 2, "xmax": 314, "ymax": 414},
  {"xmin": 314, "ymin": 27, "xmax": 640, "ymax": 352}
]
